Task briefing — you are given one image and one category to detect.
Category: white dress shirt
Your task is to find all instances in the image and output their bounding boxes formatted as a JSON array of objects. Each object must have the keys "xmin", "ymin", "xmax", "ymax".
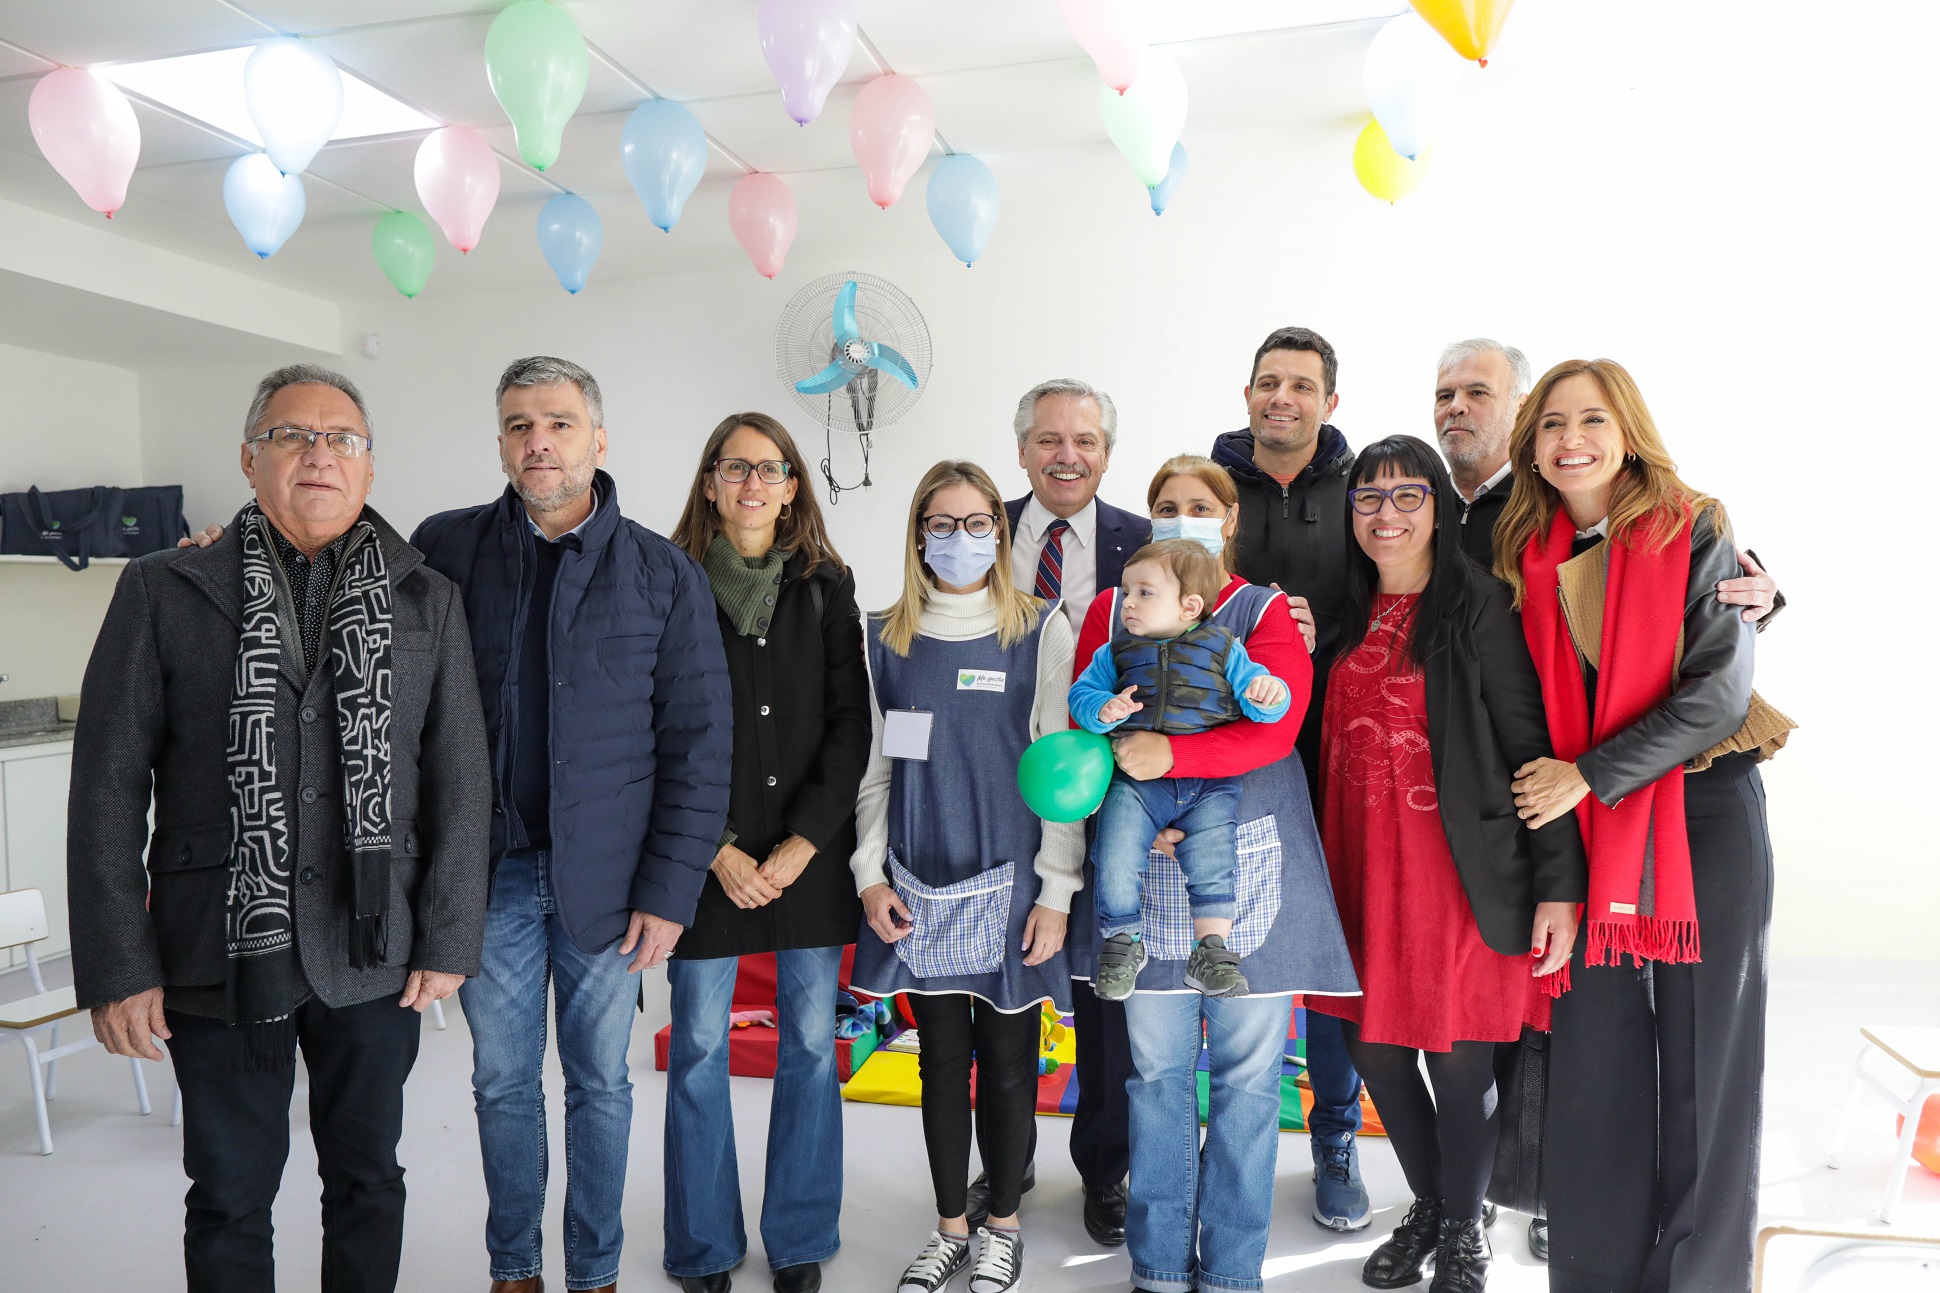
[
  {"xmin": 1010, "ymin": 495, "xmax": 1097, "ymax": 638},
  {"xmin": 1464, "ymin": 460, "xmax": 1513, "ymax": 504}
]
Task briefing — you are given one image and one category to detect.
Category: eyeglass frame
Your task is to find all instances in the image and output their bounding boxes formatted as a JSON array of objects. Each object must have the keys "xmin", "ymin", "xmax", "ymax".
[
  {"xmin": 712, "ymin": 457, "xmax": 793, "ymax": 485},
  {"xmin": 919, "ymin": 511, "xmax": 1001, "ymax": 539},
  {"xmin": 245, "ymin": 424, "xmax": 374, "ymax": 459},
  {"xmin": 1348, "ymin": 482, "xmax": 1437, "ymax": 515}
]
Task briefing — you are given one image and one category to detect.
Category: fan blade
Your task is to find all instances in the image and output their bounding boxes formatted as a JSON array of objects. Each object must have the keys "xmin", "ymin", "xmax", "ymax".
[
  {"xmin": 832, "ymin": 279, "xmax": 861, "ymax": 347},
  {"xmin": 794, "ymin": 360, "xmax": 855, "ymax": 396},
  {"xmin": 863, "ymin": 342, "xmax": 919, "ymax": 390}
]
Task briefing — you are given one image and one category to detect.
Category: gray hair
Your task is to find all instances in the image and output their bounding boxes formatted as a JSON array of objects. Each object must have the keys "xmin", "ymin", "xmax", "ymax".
[
  {"xmin": 1013, "ymin": 378, "xmax": 1118, "ymax": 451},
  {"xmin": 244, "ymin": 363, "xmax": 372, "ymax": 445},
  {"xmin": 497, "ymin": 355, "xmax": 604, "ymax": 428},
  {"xmin": 1437, "ymin": 338, "xmax": 1532, "ymax": 400}
]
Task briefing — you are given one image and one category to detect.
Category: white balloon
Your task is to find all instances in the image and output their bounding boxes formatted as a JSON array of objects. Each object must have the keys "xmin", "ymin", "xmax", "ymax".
[
  {"xmin": 244, "ymin": 38, "xmax": 344, "ymax": 175},
  {"xmin": 223, "ymin": 153, "xmax": 306, "ymax": 258},
  {"xmin": 1363, "ymin": 11, "xmax": 1465, "ymax": 162},
  {"xmin": 1098, "ymin": 46, "xmax": 1186, "ymax": 188}
]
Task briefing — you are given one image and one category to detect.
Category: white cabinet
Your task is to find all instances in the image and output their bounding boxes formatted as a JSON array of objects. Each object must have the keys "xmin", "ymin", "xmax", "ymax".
[{"xmin": 1, "ymin": 743, "xmax": 74, "ymax": 970}]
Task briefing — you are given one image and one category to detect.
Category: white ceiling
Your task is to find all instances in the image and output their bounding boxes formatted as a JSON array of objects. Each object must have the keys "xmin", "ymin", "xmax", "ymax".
[{"xmin": 0, "ymin": 0, "xmax": 1591, "ymax": 306}]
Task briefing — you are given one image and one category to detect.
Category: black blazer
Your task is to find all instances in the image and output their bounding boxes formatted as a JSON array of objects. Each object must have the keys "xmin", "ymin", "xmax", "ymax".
[
  {"xmin": 1004, "ymin": 493, "xmax": 1152, "ymax": 603},
  {"xmin": 1421, "ymin": 569, "xmax": 1589, "ymax": 955},
  {"xmin": 672, "ymin": 553, "xmax": 871, "ymax": 960}
]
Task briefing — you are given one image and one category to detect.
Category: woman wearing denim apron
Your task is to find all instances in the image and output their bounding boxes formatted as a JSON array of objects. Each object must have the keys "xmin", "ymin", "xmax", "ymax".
[
  {"xmin": 850, "ymin": 460, "xmax": 1083, "ymax": 1293},
  {"xmin": 1068, "ymin": 455, "xmax": 1360, "ymax": 1293},
  {"xmin": 663, "ymin": 414, "xmax": 873, "ymax": 1293}
]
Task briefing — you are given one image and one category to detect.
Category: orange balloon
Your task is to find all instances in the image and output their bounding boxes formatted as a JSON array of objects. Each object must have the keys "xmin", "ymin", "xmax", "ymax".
[{"xmin": 1408, "ymin": 0, "xmax": 1517, "ymax": 65}]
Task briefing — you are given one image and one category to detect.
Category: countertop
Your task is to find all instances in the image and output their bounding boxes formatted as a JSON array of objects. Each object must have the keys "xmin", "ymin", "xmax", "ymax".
[{"xmin": 0, "ymin": 723, "xmax": 74, "ymax": 751}]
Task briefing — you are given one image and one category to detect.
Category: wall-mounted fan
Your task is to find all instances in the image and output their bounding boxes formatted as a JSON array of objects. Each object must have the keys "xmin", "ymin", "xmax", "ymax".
[{"xmin": 777, "ymin": 271, "xmax": 932, "ymax": 502}]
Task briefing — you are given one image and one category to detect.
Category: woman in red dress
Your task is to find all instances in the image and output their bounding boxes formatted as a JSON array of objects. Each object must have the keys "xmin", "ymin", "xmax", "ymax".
[{"xmin": 1309, "ymin": 436, "xmax": 1586, "ymax": 1293}]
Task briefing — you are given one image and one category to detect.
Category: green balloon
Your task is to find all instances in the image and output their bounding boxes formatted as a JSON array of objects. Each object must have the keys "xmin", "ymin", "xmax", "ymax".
[
  {"xmin": 485, "ymin": 0, "xmax": 589, "ymax": 172},
  {"xmin": 1017, "ymin": 730, "xmax": 1115, "ymax": 823},
  {"xmin": 372, "ymin": 211, "xmax": 435, "ymax": 298}
]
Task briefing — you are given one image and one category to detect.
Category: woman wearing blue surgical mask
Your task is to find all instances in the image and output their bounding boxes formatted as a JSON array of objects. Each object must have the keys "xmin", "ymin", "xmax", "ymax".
[{"xmin": 850, "ymin": 460, "xmax": 1081, "ymax": 1293}]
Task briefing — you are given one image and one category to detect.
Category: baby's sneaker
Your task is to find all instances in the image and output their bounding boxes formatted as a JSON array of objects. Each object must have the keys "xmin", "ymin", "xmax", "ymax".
[
  {"xmin": 1093, "ymin": 932, "xmax": 1147, "ymax": 1001},
  {"xmin": 1185, "ymin": 934, "xmax": 1249, "ymax": 997}
]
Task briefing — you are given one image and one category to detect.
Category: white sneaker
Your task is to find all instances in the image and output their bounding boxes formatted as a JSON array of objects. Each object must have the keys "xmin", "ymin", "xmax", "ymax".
[
  {"xmin": 899, "ymin": 1230, "xmax": 972, "ymax": 1293},
  {"xmin": 969, "ymin": 1226, "xmax": 1023, "ymax": 1293}
]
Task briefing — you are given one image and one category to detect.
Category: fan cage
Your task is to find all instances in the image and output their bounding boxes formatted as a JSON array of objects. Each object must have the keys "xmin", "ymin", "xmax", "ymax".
[{"xmin": 776, "ymin": 270, "xmax": 933, "ymax": 434}]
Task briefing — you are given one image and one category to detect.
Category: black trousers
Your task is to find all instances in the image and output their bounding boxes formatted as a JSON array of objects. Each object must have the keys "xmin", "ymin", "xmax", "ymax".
[
  {"xmin": 168, "ymin": 994, "xmax": 423, "ymax": 1293},
  {"xmin": 1016, "ymin": 984, "xmax": 1134, "ymax": 1189},
  {"xmin": 909, "ymin": 992, "xmax": 1043, "ymax": 1220},
  {"xmin": 1544, "ymin": 757, "xmax": 1773, "ymax": 1293}
]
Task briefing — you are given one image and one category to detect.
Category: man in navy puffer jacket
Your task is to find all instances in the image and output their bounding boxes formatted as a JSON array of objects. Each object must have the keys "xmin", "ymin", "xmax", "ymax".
[{"xmin": 412, "ymin": 356, "xmax": 731, "ymax": 1293}]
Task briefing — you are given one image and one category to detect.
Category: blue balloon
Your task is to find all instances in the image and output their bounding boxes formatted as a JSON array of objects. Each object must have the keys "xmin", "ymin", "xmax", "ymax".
[
  {"xmin": 925, "ymin": 154, "xmax": 1000, "ymax": 267},
  {"xmin": 621, "ymin": 99, "xmax": 708, "ymax": 232},
  {"xmin": 223, "ymin": 152, "xmax": 306, "ymax": 258},
  {"xmin": 1150, "ymin": 141, "xmax": 1188, "ymax": 216},
  {"xmin": 536, "ymin": 194, "xmax": 603, "ymax": 294}
]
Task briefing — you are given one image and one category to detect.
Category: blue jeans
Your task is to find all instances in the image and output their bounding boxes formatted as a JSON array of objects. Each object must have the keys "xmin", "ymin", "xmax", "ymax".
[
  {"xmin": 1123, "ymin": 991, "xmax": 1294, "ymax": 1293},
  {"xmin": 663, "ymin": 946, "xmax": 845, "ymax": 1277},
  {"xmin": 459, "ymin": 850, "xmax": 641, "ymax": 1291},
  {"xmin": 1094, "ymin": 772, "xmax": 1242, "ymax": 938},
  {"xmin": 1302, "ymin": 1011, "xmax": 1364, "ymax": 1140}
]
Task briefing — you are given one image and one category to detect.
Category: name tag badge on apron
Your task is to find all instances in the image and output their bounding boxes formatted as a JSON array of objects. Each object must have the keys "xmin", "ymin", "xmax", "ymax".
[
  {"xmin": 882, "ymin": 709, "xmax": 934, "ymax": 761},
  {"xmin": 956, "ymin": 669, "xmax": 1006, "ymax": 693}
]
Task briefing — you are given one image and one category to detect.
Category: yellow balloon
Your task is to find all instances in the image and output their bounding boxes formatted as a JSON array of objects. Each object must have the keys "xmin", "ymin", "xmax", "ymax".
[
  {"xmin": 1409, "ymin": 0, "xmax": 1517, "ymax": 65},
  {"xmin": 1353, "ymin": 119, "xmax": 1432, "ymax": 204}
]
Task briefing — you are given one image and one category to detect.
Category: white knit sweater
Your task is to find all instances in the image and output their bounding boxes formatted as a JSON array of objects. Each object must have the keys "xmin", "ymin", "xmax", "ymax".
[{"xmin": 848, "ymin": 588, "xmax": 1085, "ymax": 913}]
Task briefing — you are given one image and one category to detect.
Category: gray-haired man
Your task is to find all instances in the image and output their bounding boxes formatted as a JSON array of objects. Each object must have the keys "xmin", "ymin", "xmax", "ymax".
[{"xmin": 73, "ymin": 364, "xmax": 493, "ymax": 1292}]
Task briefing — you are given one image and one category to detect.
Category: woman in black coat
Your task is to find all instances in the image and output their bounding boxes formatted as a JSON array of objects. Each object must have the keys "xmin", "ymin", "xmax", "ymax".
[
  {"xmin": 663, "ymin": 412, "xmax": 871, "ymax": 1293},
  {"xmin": 1308, "ymin": 435, "xmax": 1586, "ymax": 1293}
]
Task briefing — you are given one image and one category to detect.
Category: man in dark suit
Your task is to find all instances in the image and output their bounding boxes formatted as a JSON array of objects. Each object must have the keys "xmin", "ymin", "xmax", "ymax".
[
  {"xmin": 973, "ymin": 378, "xmax": 1147, "ymax": 1246},
  {"xmin": 70, "ymin": 364, "xmax": 493, "ymax": 1293}
]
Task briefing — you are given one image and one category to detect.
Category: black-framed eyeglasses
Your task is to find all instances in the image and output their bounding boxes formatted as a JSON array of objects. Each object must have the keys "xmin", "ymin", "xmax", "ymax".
[
  {"xmin": 1349, "ymin": 483, "xmax": 1435, "ymax": 515},
  {"xmin": 714, "ymin": 458, "xmax": 792, "ymax": 485},
  {"xmin": 921, "ymin": 512, "xmax": 999, "ymax": 539},
  {"xmin": 246, "ymin": 425, "xmax": 372, "ymax": 459}
]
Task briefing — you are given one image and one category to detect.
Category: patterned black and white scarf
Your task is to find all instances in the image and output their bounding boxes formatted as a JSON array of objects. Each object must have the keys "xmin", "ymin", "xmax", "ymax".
[{"xmin": 225, "ymin": 501, "xmax": 395, "ymax": 1038}]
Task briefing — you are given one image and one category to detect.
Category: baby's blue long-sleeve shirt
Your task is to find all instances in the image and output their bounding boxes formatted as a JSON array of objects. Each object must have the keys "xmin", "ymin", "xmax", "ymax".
[{"xmin": 1068, "ymin": 634, "xmax": 1290, "ymax": 734}]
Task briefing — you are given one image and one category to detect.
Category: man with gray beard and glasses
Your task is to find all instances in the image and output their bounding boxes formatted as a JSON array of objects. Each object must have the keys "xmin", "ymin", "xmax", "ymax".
[{"xmin": 412, "ymin": 356, "xmax": 732, "ymax": 1293}]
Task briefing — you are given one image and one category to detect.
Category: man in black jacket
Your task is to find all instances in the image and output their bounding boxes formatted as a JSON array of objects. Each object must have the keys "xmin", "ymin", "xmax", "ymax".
[
  {"xmin": 1206, "ymin": 325, "xmax": 1373, "ymax": 1232},
  {"xmin": 412, "ymin": 357, "xmax": 732, "ymax": 1293},
  {"xmin": 72, "ymin": 364, "xmax": 493, "ymax": 1293}
]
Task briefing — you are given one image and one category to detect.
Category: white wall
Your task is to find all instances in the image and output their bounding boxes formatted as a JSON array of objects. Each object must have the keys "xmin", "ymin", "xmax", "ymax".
[
  {"xmin": 0, "ymin": 342, "xmax": 144, "ymax": 702},
  {"xmin": 132, "ymin": 1, "xmax": 1937, "ymax": 962}
]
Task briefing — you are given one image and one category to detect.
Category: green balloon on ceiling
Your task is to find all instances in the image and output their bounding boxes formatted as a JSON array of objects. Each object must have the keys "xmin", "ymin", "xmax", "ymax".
[
  {"xmin": 1016, "ymin": 729, "xmax": 1115, "ymax": 823},
  {"xmin": 372, "ymin": 211, "xmax": 435, "ymax": 298},
  {"xmin": 485, "ymin": 0, "xmax": 589, "ymax": 172}
]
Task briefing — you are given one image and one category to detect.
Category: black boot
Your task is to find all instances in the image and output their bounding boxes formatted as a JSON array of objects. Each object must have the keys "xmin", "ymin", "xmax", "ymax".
[
  {"xmin": 1428, "ymin": 1215, "xmax": 1491, "ymax": 1293},
  {"xmin": 1361, "ymin": 1197, "xmax": 1441, "ymax": 1288}
]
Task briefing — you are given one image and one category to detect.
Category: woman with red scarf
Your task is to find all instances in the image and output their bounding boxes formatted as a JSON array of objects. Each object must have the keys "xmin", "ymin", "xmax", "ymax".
[{"xmin": 1494, "ymin": 359, "xmax": 1769, "ymax": 1293}]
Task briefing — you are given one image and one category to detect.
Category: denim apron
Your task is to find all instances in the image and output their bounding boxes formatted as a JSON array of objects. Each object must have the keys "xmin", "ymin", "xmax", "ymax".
[
  {"xmin": 1068, "ymin": 583, "xmax": 1360, "ymax": 998},
  {"xmin": 850, "ymin": 607, "xmax": 1073, "ymax": 1013}
]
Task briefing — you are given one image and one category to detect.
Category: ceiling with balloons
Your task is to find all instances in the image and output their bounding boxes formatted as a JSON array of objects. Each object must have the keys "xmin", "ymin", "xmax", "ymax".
[{"xmin": 0, "ymin": 0, "xmax": 1529, "ymax": 301}]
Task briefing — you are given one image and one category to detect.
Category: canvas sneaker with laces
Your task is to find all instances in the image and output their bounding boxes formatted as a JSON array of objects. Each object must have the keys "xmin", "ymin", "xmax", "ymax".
[
  {"xmin": 1093, "ymin": 932, "xmax": 1147, "ymax": 1000},
  {"xmin": 898, "ymin": 1229, "xmax": 971, "ymax": 1293},
  {"xmin": 969, "ymin": 1226, "xmax": 1023, "ymax": 1293},
  {"xmin": 1184, "ymin": 933, "xmax": 1249, "ymax": 997}
]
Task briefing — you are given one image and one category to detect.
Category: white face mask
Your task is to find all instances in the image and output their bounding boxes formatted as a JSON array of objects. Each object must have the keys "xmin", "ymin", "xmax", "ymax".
[
  {"xmin": 1150, "ymin": 514, "xmax": 1227, "ymax": 557},
  {"xmin": 923, "ymin": 529, "xmax": 999, "ymax": 587}
]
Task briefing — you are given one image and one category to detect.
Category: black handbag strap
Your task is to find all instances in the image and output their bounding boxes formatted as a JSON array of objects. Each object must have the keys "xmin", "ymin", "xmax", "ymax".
[{"xmin": 25, "ymin": 486, "xmax": 100, "ymax": 572}]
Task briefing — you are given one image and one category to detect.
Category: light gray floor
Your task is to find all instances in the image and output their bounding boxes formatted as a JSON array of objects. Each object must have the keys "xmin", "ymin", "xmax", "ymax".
[{"xmin": 2, "ymin": 956, "xmax": 1936, "ymax": 1292}]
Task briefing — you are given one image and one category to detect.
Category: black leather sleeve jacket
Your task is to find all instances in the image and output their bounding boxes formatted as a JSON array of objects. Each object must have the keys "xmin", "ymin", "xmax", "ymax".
[{"xmin": 1576, "ymin": 513, "xmax": 1754, "ymax": 806}]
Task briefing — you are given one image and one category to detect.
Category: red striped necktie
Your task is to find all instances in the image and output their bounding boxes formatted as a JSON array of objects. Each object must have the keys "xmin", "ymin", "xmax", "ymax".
[{"xmin": 1033, "ymin": 517, "xmax": 1071, "ymax": 601}]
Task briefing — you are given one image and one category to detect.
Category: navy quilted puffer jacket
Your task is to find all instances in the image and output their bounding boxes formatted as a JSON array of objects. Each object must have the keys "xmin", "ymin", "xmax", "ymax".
[{"xmin": 412, "ymin": 472, "xmax": 732, "ymax": 953}]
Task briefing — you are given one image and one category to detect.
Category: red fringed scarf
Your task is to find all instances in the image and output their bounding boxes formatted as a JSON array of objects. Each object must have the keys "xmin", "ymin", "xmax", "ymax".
[{"xmin": 1521, "ymin": 507, "xmax": 1700, "ymax": 981}]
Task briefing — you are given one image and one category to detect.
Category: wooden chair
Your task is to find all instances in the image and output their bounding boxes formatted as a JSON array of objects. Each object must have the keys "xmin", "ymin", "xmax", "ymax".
[
  {"xmin": 1753, "ymin": 1223, "xmax": 1940, "ymax": 1291},
  {"xmin": 0, "ymin": 888, "xmax": 156, "ymax": 1154},
  {"xmin": 1827, "ymin": 1024, "xmax": 1940, "ymax": 1224}
]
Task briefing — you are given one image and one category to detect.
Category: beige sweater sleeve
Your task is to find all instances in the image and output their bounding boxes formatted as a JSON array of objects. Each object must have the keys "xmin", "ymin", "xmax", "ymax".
[
  {"xmin": 1028, "ymin": 611, "xmax": 1085, "ymax": 913},
  {"xmin": 848, "ymin": 646, "xmax": 894, "ymax": 895}
]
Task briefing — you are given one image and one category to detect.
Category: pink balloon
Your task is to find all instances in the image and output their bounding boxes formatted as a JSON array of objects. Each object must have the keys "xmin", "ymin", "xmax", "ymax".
[
  {"xmin": 758, "ymin": 0, "xmax": 857, "ymax": 125},
  {"xmin": 28, "ymin": 70, "xmax": 141, "ymax": 217},
  {"xmin": 1058, "ymin": 0, "xmax": 1144, "ymax": 94},
  {"xmin": 413, "ymin": 126, "xmax": 500, "ymax": 254},
  {"xmin": 849, "ymin": 74, "xmax": 935, "ymax": 210},
  {"xmin": 729, "ymin": 172, "xmax": 798, "ymax": 279}
]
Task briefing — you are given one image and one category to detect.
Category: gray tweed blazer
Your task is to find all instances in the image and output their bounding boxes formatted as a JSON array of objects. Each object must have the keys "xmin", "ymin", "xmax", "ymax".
[{"xmin": 65, "ymin": 505, "xmax": 493, "ymax": 1016}]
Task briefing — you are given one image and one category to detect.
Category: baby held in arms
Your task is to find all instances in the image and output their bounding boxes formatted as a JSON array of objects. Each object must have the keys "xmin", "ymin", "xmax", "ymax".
[{"xmin": 1068, "ymin": 539, "xmax": 1290, "ymax": 1001}]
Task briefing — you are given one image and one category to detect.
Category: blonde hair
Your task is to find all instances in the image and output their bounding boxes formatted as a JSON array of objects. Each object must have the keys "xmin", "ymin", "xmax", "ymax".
[
  {"xmin": 876, "ymin": 460, "xmax": 1042, "ymax": 657},
  {"xmin": 1125, "ymin": 539, "xmax": 1226, "ymax": 616},
  {"xmin": 1146, "ymin": 454, "xmax": 1241, "ymax": 577},
  {"xmin": 1493, "ymin": 358, "xmax": 1726, "ymax": 606}
]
